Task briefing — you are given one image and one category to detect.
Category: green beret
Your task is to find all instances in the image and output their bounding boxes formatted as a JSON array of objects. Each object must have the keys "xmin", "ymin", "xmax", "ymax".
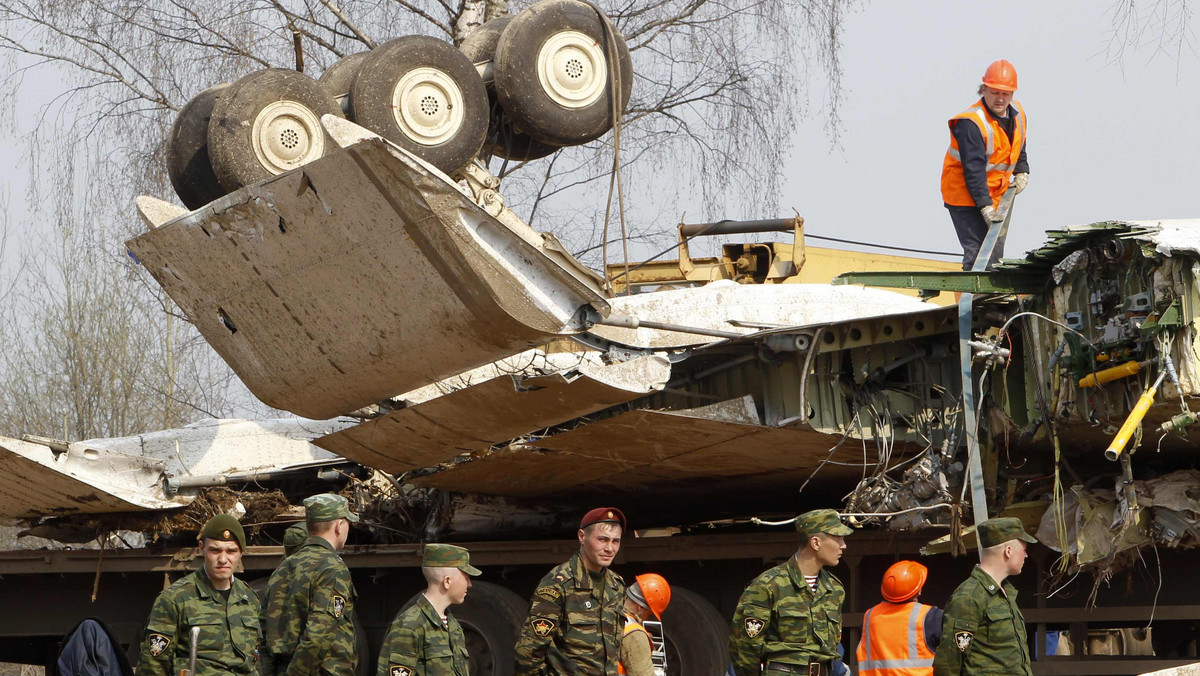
[
  {"xmin": 283, "ymin": 522, "xmax": 308, "ymax": 557},
  {"xmin": 304, "ymin": 493, "xmax": 359, "ymax": 524},
  {"xmin": 795, "ymin": 509, "xmax": 854, "ymax": 537},
  {"xmin": 201, "ymin": 514, "xmax": 246, "ymax": 550},
  {"xmin": 422, "ymin": 543, "xmax": 481, "ymax": 576},
  {"xmin": 978, "ymin": 517, "xmax": 1038, "ymax": 548}
]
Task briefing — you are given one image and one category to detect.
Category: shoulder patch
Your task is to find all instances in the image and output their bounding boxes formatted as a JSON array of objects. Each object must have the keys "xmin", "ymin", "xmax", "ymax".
[
  {"xmin": 147, "ymin": 633, "xmax": 171, "ymax": 656},
  {"xmin": 331, "ymin": 595, "xmax": 347, "ymax": 618},
  {"xmin": 553, "ymin": 573, "xmax": 566, "ymax": 582},
  {"xmin": 536, "ymin": 586, "xmax": 562, "ymax": 601},
  {"xmin": 530, "ymin": 617, "xmax": 557, "ymax": 637},
  {"xmin": 744, "ymin": 617, "xmax": 765, "ymax": 638},
  {"xmin": 390, "ymin": 665, "xmax": 414, "ymax": 676},
  {"xmin": 955, "ymin": 630, "xmax": 973, "ymax": 652}
]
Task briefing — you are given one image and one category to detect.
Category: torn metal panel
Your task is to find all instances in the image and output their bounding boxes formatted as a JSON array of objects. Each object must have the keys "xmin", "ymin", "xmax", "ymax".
[
  {"xmin": 317, "ymin": 353, "xmax": 671, "ymax": 473},
  {"xmin": 414, "ymin": 401, "xmax": 864, "ymax": 497},
  {"xmin": 81, "ymin": 417, "xmax": 351, "ymax": 478},
  {"xmin": 589, "ymin": 281, "xmax": 938, "ymax": 349},
  {"xmin": 126, "ymin": 136, "xmax": 608, "ymax": 419},
  {"xmin": 0, "ymin": 436, "xmax": 181, "ymax": 517}
]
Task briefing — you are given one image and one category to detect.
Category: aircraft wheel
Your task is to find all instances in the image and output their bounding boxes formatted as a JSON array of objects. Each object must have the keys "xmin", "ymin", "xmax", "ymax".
[
  {"xmin": 166, "ymin": 83, "xmax": 229, "ymax": 209},
  {"xmin": 349, "ymin": 35, "xmax": 489, "ymax": 175},
  {"xmin": 461, "ymin": 15, "xmax": 561, "ymax": 161},
  {"xmin": 493, "ymin": 0, "xmax": 633, "ymax": 147},
  {"xmin": 208, "ymin": 68, "xmax": 343, "ymax": 192},
  {"xmin": 319, "ymin": 51, "xmax": 371, "ymax": 115}
]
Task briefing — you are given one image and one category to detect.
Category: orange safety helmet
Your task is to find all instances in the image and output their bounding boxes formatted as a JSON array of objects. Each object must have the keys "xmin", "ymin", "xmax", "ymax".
[
  {"xmin": 982, "ymin": 59, "xmax": 1018, "ymax": 92},
  {"xmin": 633, "ymin": 573, "xmax": 672, "ymax": 620},
  {"xmin": 881, "ymin": 560, "xmax": 928, "ymax": 603}
]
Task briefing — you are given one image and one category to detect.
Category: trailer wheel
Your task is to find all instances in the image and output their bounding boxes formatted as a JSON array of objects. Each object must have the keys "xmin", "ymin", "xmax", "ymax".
[
  {"xmin": 349, "ymin": 35, "xmax": 489, "ymax": 175},
  {"xmin": 662, "ymin": 586, "xmax": 729, "ymax": 676},
  {"xmin": 319, "ymin": 51, "xmax": 371, "ymax": 115},
  {"xmin": 208, "ymin": 68, "xmax": 343, "ymax": 192},
  {"xmin": 461, "ymin": 16, "xmax": 561, "ymax": 161},
  {"xmin": 166, "ymin": 83, "xmax": 229, "ymax": 209},
  {"xmin": 493, "ymin": 0, "xmax": 633, "ymax": 147}
]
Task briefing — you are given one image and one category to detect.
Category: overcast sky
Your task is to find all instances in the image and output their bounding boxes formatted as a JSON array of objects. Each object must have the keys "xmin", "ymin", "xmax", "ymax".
[
  {"xmin": 1, "ymin": 0, "xmax": 1196, "ymax": 269},
  {"xmin": 785, "ymin": 0, "xmax": 1200, "ymax": 264}
]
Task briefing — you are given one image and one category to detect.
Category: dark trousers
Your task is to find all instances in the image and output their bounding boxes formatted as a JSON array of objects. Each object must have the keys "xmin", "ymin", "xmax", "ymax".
[{"xmin": 948, "ymin": 205, "xmax": 1006, "ymax": 271}]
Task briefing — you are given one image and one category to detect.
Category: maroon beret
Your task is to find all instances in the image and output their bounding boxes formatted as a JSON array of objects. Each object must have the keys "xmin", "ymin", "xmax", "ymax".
[{"xmin": 580, "ymin": 507, "xmax": 626, "ymax": 531}]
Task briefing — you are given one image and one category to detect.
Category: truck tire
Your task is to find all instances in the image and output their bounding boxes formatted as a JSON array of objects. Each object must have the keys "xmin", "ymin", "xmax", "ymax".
[
  {"xmin": 208, "ymin": 68, "xmax": 344, "ymax": 192},
  {"xmin": 349, "ymin": 35, "xmax": 489, "ymax": 175},
  {"xmin": 661, "ymin": 586, "xmax": 729, "ymax": 676},
  {"xmin": 166, "ymin": 83, "xmax": 229, "ymax": 209},
  {"xmin": 319, "ymin": 51, "xmax": 371, "ymax": 115},
  {"xmin": 461, "ymin": 15, "xmax": 561, "ymax": 161},
  {"xmin": 493, "ymin": 0, "xmax": 633, "ymax": 147},
  {"xmin": 401, "ymin": 580, "xmax": 525, "ymax": 676}
]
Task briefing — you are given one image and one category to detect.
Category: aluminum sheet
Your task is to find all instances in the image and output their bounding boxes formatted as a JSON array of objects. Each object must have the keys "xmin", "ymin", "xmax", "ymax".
[
  {"xmin": 318, "ymin": 353, "xmax": 670, "ymax": 473},
  {"xmin": 127, "ymin": 135, "xmax": 607, "ymax": 419},
  {"xmin": 0, "ymin": 436, "xmax": 180, "ymax": 517}
]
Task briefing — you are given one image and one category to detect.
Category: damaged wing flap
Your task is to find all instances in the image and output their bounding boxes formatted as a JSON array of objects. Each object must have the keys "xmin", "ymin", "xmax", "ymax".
[{"xmin": 127, "ymin": 123, "xmax": 610, "ymax": 420}]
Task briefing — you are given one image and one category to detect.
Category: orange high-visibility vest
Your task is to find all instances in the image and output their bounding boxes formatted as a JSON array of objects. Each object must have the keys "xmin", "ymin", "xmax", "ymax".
[
  {"xmin": 855, "ymin": 601, "xmax": 936, "ymax": 676},
  {"xmin": 940, "ymin": 100, "xmax": 1026, "ymax": 209},
  {"xmin": 618, "ymin": 613, "xmax": 651, "ymax": 675}
]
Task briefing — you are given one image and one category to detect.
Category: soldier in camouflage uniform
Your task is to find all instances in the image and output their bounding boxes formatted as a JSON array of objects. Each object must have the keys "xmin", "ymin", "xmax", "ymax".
[
  {"xmin": 515, "ymin": 507, "xmax": 627, "ymax": 676},
  {"xmin": 262, "ymin": 494, "xmax": 360, "ymax": 676},
  {"xmin": 377, "ymin": 543, "xmax": 482, "ymax": 676},
  {"xmin": 282, "ymin": 522, "xmax": 308, "ymax": 558},
  {"xmin": 729, "ymin": 509, "xmax": 853, "ymax": 676},
  {"xmin": 932, "ymin": 517, "xmax": 1036, "ymax": 676},
  {"xmin": 136, "ymin": 514, "xmax": 261, "ymax": 676}
]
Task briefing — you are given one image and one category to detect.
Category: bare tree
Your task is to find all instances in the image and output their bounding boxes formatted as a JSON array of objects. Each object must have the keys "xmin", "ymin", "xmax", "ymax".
[{"xmin": 1106, "ymin": 0, "xmax": 1196, "ymax": 70}]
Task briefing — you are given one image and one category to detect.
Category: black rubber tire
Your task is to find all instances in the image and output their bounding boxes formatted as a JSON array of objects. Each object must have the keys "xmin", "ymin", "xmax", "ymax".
[
  {"xmin": 661, "ymin": 586, "xmax": 729, "ymax": 676},
  {"xmin": 461, "ymin": 16, "xmax": 562, "ymax": 161},
  {"xmin": 401, "ymin": 581, "xmax": 525, "ymax": 676},
  {"xmin": 208, "ymin": 68, "xmax": 344, "ymax": 192},
  {"xmin": 493, "ymin": 0, "xmax": 633, "ymax": 147},
  {"xmin": 319, "ymin": 51, "xmax": 371, "ymax": 114},
  {"xmin": 349, "ymin": 35, "xmax": 489, "ymax": 175},
  {"xmin": 166, "ymin": 83, "xmax": 229, "ymax": 209}
]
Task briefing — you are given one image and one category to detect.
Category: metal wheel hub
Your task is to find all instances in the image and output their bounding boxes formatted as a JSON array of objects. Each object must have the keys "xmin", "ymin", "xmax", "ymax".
[
  {"xmin": 536, "ymin": 30, "xmax": 607, "ymax": 109},
  {"xmin": 250, "ymin": 100, "xmax": 324, "ymax": 174},
  {"xmin": 392, "ymin": 67, "xmax": 465, "ymax": 146}
]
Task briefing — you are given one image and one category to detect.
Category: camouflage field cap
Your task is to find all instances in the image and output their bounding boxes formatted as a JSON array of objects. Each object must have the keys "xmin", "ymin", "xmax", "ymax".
[
  {"xmin": 283, "ymin": 522, "xmax": 308, "ymax": 556},
  {"xmin": 200, "ymin": 513, "xmax": 246, "ymax": 550},
  {"xmin": 304, "ymin": 493, "xmax": 360, "ymax": 523},
  {"xmin": 978, "ymin": 517, "xmax": 1038, "ymax": 548},
  {"xmin": 422, "ymin": 543, "xmax": 482, "ymax": 576},
  {"xmin": 795, "ymin": 509, "xmax": 854, "ymax": 537}
]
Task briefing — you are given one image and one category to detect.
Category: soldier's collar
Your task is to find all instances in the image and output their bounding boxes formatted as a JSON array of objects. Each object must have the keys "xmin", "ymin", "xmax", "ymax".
[
  {"xmin": 786, "ymin": 555, "xmax": 826, "ymax": 594},
  {"xmin": 971, "ymin": 565, "xmax": 1008, "ymax": 596},
  {"xmin": 417, "ymin": 593, "xmax": 448, "ymax": 629},
  {"xmin": 570, "ymin": 552, "xmax": 604, "ymax": 590},
  {"xmin": 305, "ymin": 536, "xmax": 336, "ymax": 553}
]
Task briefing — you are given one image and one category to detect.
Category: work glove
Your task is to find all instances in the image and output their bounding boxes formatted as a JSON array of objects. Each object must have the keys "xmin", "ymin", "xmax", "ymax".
[
  {"xmin": 980, "ymin": 205, "xmax": 1003, "ymax": 223},
  {"xmin": 1012, "ymin": 172, "xmax": 1029, "ymax": 194}
]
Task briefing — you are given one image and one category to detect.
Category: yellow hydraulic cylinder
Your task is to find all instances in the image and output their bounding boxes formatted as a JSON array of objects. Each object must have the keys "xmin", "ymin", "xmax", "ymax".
[
  {"xmin": 1105, "ymin": 371, "xmax": 1167, "ymax": 461},
  {"xmin": 1079, "ymin": 360, "xmax": 1150, "ymax": 389}
]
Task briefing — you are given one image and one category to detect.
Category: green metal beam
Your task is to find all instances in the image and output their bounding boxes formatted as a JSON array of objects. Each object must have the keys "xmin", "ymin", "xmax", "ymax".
[{"xmin": 832, "ymin": 270, "xmax": 1046, "ymax": 294}]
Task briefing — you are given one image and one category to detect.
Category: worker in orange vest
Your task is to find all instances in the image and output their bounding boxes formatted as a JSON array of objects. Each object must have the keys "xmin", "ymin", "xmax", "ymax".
[
  {"xmin": 940, "ymin": 59, "xmax": 1029, "ymax": 271},
  {"xmin": 618, "ymin": 573, "xmax": 671, "ymax": 676},
  {"xmin": 855, "ymin": 560, "xmax": 943, "ymax": 676}
]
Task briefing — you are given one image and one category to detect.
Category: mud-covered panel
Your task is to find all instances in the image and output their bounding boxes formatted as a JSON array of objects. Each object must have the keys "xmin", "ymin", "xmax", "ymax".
[
  {"xmin": 0, "ymin": 437, "xmax": 179, "ymax": 517},
  {"xmin": 317, "ymin": 355, "xmax": 671, "ymax": 473},
  {"xmin": 127, "ymin": 139, "xmax": 603, "ymax": 420},
  {"xmin": 529, "ymin": 409, "xmax": 756, "ymax": 463}
]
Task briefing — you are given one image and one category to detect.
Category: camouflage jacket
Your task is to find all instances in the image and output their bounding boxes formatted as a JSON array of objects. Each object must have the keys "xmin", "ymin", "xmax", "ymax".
[
  {"xmin": 932, "ymin": 565, "xmax": 1030, "ymax": 676},
  {"xmin": 135, "ymin": 569, "xmax": 261, "ymax": 676},
  {"xmin": 728, "ymin": 556, "xmax": 844, "ymax": 676},
  {"xmin": 262, "ymin": 537, "xmax": 358, "ymax": 676},
  {"xmin": 514, "ymin": 552, "xmax": 626, "ymax": 676},
  {"xmin": 376, "ymin": 594, "xmax": 469, "ymax": 676}
]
